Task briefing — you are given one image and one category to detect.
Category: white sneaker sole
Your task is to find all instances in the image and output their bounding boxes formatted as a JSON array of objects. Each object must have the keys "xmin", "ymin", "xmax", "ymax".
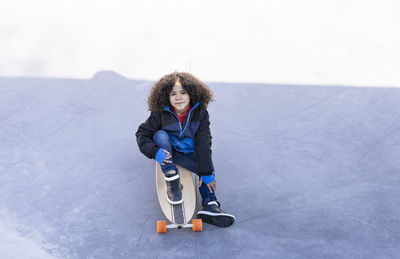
[
  {"xmin": 197, "ymin": 211, "xmax": 236, "ymax": 227},
  {"xmin": 166, "ymin": 197, "xmax": 183, "ymax": 205},
  {"xmin": 197, "ymin": 210, "xmax": 236, "ymax": 219}
]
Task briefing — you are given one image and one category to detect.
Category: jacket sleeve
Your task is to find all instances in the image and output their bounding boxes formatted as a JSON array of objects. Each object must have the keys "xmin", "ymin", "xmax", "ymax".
[
  {"xmin": 194, "ymin": 109, "xmax": 214, "ymax": 176},
  {"xmin": 135, "ymin": 112, "xmax": 162, "ymax": 159}
]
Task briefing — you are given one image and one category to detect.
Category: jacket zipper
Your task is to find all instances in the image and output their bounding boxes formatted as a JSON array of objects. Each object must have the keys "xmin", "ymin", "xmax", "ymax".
[
  {"xmin": 167, "ymin": 110, "xmax": 183, "ymax": 133},
  {"xmin": 166, "ymin": 103, "xmax": 199, "ymax": 138}
]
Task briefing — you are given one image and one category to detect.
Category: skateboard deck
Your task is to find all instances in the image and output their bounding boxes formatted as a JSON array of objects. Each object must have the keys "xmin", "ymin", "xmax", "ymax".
[{"xmin": 155, "ymin": 163, "xmax": 202, "ymax": 233}]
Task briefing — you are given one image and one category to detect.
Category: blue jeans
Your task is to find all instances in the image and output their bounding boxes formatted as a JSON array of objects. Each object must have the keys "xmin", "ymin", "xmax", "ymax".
[{"xmin": 153, "ymin": 130, "xmax": 217, "ymax": 205}]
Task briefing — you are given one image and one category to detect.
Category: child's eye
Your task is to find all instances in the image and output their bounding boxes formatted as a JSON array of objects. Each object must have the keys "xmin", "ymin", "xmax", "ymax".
[{"xmin": 170, "ymin": 93, "xmax": 176, "ymax": 96}]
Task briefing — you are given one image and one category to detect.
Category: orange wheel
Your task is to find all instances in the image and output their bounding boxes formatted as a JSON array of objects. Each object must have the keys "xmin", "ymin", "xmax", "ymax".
[
  {"xmin": 192, "ymin": 219, "xmax": 202, "ymax": 232},
  {"xmin": 157, "ymin": 220, "xmax": 167, "ymax": 233}
]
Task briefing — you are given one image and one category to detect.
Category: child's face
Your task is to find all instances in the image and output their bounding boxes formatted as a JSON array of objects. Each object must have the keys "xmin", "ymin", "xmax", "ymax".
[{"xmin": 169, "ymin": 80, "xmax": 190, "ymax": 115}]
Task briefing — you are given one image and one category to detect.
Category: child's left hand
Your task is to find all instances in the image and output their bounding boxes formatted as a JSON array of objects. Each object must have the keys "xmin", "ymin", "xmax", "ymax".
[{"xmin": 199, "ymin": 178, "xmax": 216, "ymax": 193}]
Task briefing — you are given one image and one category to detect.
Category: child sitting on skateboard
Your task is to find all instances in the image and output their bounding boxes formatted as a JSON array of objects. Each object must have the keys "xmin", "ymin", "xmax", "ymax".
[{"xmin": 136, "ymin": 72, "xmax": 235, "ymax": 227}]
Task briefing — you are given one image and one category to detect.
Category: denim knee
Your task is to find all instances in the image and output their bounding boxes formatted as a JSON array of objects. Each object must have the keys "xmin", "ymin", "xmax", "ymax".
[{"xmin": 153, "ymin": 130, "xmax": 171, "ymax": 150}]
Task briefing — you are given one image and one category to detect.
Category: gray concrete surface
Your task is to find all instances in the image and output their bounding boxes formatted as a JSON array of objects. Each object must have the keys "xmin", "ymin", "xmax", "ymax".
[{"xmin": 0, "ymin": 71, "xmax": 399, "ymax": 258}]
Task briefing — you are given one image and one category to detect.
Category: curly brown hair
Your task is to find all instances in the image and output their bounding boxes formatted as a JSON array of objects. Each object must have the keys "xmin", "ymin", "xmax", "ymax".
[{"xmin": 147, "ymin": 72, "xmax": 214, "ymax": 112}]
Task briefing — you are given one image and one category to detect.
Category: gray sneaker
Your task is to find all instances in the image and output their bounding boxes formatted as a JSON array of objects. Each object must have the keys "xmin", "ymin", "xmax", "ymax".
[{"xmin": 165, "ymin": 171, "xmax": 183, "ymax": 204}]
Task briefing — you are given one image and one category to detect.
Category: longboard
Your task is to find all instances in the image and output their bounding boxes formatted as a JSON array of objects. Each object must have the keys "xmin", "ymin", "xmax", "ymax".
[{"xmin": 155, "ymin": 163, "xmax": 202, "ymax": 233}]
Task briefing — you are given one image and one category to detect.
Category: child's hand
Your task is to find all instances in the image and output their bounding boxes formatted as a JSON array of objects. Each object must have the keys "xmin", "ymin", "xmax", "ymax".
[
  {"xmin": 199, "ymin": 178, "xmax": 216, "ymax": 193},
  {"xmin": 161, "ymin": 149, "xmax": 172, "ymax": 166}
]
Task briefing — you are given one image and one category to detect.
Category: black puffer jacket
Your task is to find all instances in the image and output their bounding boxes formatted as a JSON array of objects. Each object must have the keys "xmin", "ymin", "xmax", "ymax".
[{"xmin": 136, "ymin": 103, "xmax": 214, "ymax": 176}]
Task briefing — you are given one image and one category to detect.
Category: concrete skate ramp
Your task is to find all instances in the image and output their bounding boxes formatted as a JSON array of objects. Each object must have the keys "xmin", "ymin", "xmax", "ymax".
[{"xmin": 1, "ymin": 71, "xmax": 399, "ymax": 258}]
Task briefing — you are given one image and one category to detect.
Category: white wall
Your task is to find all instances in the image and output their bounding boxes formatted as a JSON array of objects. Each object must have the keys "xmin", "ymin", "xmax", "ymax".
[{"xmin": 1, "ymin": 0, "xmax": 399, "ymax": 86}]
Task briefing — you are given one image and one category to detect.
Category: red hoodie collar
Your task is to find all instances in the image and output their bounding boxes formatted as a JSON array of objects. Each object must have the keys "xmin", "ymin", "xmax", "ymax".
[{"xmin": 171, "ymin": 105, "xmax": 192, "ymax": 124}]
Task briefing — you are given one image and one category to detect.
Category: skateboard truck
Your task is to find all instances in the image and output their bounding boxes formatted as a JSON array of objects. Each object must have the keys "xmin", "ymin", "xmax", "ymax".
[{"xmin": 157, "ymin": 219, "xmax": 202, "ymax": 233}]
